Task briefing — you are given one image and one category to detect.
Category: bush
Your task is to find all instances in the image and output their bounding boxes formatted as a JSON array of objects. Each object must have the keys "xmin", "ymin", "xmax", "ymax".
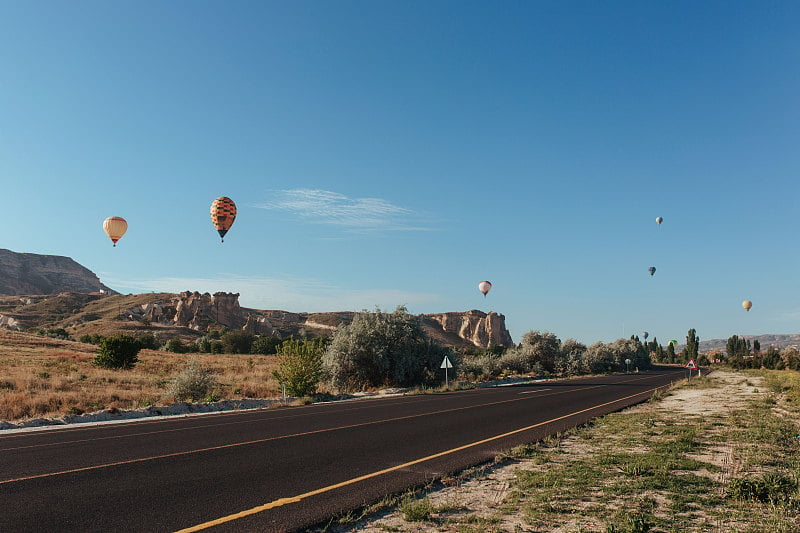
[
  {"xmin": 79, "ymin": 333, "xmax": 104, "ymax": 345},
  {"xmin": 135, "ymin": 333, "xmax": 159, "ymax": 350},
  {"xmin": 252, "ymin": 335, "xmax": 281, "ymax": 355},
  {"xmin": 169, "ymin": 360, "xmax": 218, "ymax": 402},
  {"xmin": 93, "ymin": 335, "xmax": 141, "ymax": 369},
  {"xmin": 323, "ymin": 306, "xmax": 453, "ymax": 392},
  {"xmin": 164, "ymin": 338, "xmax": 188, "ymax": 353},
  {"xmin": 220, "ymin": 330, "xmax": 254, "ymax": 354},
  {"xmin": 273, "ymin": 338, "xmax": 326, "ymax": 397}
]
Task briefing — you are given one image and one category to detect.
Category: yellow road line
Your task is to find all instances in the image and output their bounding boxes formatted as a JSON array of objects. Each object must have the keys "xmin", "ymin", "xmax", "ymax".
[{"xmin": 175, "ymin": 384, "xmax": 668, "ymax": 532}]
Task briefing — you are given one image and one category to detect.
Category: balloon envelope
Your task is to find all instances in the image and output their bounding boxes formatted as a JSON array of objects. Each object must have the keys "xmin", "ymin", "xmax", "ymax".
[
  {"xmin": 103, "ymin": 217, "xmax": 127, "ymax": 247},
  {"xmin": 648, "ymin": 266, "xmax": 656, "ymax": 276},
  {"xmin": 656, "ymin": 216, "xmax": 663, "ymax": 225},
  {"xmin": 742, "ymin": 300, "xmax": 752, "ymax": 312},
  {"xmin": 669, "ymin": 340, "xmax": 678, "ymax": 346},
  {"xmin": 478, "ymin": 281, "xmax": 492, "ymax": 297},
  {"xmin": 210, "ymin": 197, "xmax": 237, "ymax": 241}
]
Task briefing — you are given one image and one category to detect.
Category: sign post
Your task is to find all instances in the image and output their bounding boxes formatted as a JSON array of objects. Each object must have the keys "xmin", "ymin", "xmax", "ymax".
[
  {"xmin": 441, "ymin": 355, "xmax": 453, "ymax": 388},
  {"xmin": 625, "ymin": 358, "xmax": 632, "ymax": 373},
  {"xmin": 683, "ymin": 358, "xmax": 698, "ymax": 381}
]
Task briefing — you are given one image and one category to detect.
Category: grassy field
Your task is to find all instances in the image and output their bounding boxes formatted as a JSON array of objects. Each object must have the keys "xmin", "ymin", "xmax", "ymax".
[
  {"xmin": 0, "ymin": 329, "xmax": 279, "ymax": 421},
  {"xmin": 336, "ymin": 369, "xmax": 800, "ymax": 533}
]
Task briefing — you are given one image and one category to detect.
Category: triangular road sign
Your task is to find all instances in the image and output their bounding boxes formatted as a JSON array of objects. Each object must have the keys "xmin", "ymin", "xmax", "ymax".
[
  {"xmin": 683, "ymin": 358, "xmax": 697, "ymax": 369},
  {"xmin": 440, "ymin": 355, "xmax": 453, "ymax": 369}
]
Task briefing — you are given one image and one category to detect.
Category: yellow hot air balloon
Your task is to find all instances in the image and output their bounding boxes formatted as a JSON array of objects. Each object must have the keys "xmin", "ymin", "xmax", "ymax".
[
  {"xmin": 478, "ymin": 280, "xmax": 492, "ymax": 297},
  {"xmin": 103, "ymin": 216, "xmax": 128, "ymax": 247},
  {"xmin": 210, "ymin": 197, "xmax": 237, "ymax": 242},
  {"xmin": 742, "ymin": 300, "xmax": 752, "ymax": 312}
]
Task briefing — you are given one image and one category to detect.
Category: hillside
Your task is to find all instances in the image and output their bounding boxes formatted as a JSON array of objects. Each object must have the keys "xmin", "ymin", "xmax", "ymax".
[
  {"xmin": 0, "ymin": 291, "xmax": 515, "ymax": 349},
  {"xmin": 0, "ymin": 251, "xmax": 514, "ymax": 349},
  {"xmin": 699, "ymin": 333, "xmax": 800, "ymax": 352},
  {"xmin": 0, "ymin": 249, "xmax": 115, "ymax": 295}
]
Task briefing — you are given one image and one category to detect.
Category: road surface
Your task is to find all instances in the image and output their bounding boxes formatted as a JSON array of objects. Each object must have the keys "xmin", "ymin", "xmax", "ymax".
[{"xmin": 0, "ymin": 368, "xmax": 685, "ymax": 532}]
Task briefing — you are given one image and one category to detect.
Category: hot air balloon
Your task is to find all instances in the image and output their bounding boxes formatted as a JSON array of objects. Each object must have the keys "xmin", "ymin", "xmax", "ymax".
[
  {"xmin": 656, "ymin": 216, "xmax": 663, "ymax": 225},
  {"xmin": 669, "ymin": 339, "xmax": 678, "ymax": 347},
  {"xmin": 103, "ymin": 216, "xmax": 127, "ymax": 247},
  {"xmin": 478, "ymin": 281, "xmax": 492, "ymax": 297},
  {"xmin": 648, "ymin": 266, "xmax": 656, "ymax": 276},
  {"xmin": 643, "ymin": 331, "xmax": 649, "ymax": 341},
  {"xmin": 742, "ymin": 300, "xmax": 752, "ymax": 312},
  {"xmin": 210, "ymin": 197, "xmax": 237, "ymax": 242}
]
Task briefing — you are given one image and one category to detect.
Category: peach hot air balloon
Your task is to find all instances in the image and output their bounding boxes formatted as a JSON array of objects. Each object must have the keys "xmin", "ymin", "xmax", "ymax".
[
  {"xmin": 478, "ymin": 281, "xmax": 492, "ymax": 297},
  {"xmin": 210, "ymin": 197, "xmax": 237, "ymax": 242},
  {"xmin": 103, "ymin": 217, "xmax": 127, "ymax": 247},
  {"xmin": 742, "ymin": 300, "xmax": 752, "ymax": 312}
]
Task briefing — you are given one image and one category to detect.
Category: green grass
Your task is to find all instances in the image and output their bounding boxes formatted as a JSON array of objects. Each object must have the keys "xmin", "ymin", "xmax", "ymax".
[{"xmin": 497, "ymin": 369, "xmax": 800, "ymax": 532}]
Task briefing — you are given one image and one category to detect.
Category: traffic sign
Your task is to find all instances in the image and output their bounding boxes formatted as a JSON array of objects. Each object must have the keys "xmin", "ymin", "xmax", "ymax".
[
  {"xmin": 441, "ymin": 355, "xmax": 453, "ymax": 388},
  {"xmin": 683, "ymin": 359, "xmax": 697, "ymax": 369}
]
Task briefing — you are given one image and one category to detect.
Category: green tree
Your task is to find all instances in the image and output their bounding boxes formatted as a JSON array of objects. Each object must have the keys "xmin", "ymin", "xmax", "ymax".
[
  {"xmin": 164, "ymin": 338, "xmax": 188, "ymax": 353},
  {"xmin": 323, "ymin": 306, "xmax": 452, "ymax": 392},
  {"xmin": 220, "ymin": 330, "xmax": 254, "ymax": 354},
  {"xmin": 685, "ymin": 328, "xmax": 700, "ymax": 361},
  {"xmin": 93, "ymin": 335, "xmax": 141, "ymax": 369},
  {"xmin": 665, "ymin": 342, "xmax": 676, "ymax": 363},
  {"xmin": 252, "ymin": 335, "xmax": 281, "ymax": 355},
  {"xmin": 515, "ymin": 330, "xmax": 561, "ymax": 373},
  {"xmin": 726, "ymin": 335, "xmax": 751, "ymax": 358},
  {"xmin": 272, "ymin": 338, "xmax": 326, "ymax": 397}
]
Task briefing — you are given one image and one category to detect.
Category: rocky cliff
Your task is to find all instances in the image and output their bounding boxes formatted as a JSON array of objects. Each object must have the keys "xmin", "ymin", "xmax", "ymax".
[
  {"xmin": 85, "ymin": 292, "xmax": 515, "ymax": 348},
  {"xmin": 0, "ymin": 249, "xmax": 114, "ymax": 296},
  {"xmin": 424, "ymin": 310, "xmax": 514, "ymax": 348}
]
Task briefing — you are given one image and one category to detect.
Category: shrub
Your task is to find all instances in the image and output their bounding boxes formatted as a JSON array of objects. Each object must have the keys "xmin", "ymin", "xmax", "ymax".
[
  {"xmin": 273, "ymin": 338, "xmax": 326, "ymax": 397},
  {"xmin": 79, "ymin": 333, "xmax": 104, "ymax": 345},
  {"xmin": 252, "ymin": 335, "xmax": 281, "ymax": 355},
  {"xmin": 135, "ymin": 333, "xmax": 159, "ymax": 350},
  {"xmin": 93, "ymin": 335, "xmax": 141, "ymax": 369},
  {"xmin": 323, "ymin": 306, "xmax": 453, "ymax": 392},
  {"xmin": 221, "ymin": 330, "xmax": 254, "ymax": 354},
  {"xmin": 399, "ymin": 496, "xmax": 434, "ymax": 522},
  {"xmin": 169, "ymin": 360, "xmax": 218, "ymax": 402},
  {"xmin": 164, "ymin": 338, "xmax": 188, "ymax": 353}
]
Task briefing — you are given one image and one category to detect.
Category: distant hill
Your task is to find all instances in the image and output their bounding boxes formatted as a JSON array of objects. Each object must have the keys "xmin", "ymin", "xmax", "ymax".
[
  {"xmin": 0, "ymin": 249, "xmax": 115, "ymax": 296},
  {"xmin": 699, "ymin": 334, "xmax": 800, "ymax": 352}
]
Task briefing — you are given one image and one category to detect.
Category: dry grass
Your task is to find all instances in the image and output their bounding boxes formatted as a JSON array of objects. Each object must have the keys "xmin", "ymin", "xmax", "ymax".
[{"xmin": 0, "ymin": 329, "xmax": 280, "ymax": 422}]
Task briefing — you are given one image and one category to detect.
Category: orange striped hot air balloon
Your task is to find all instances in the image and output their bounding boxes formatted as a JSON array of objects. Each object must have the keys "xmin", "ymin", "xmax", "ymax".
[
  {"xmin": 103, "ymin": 216, "xmax": 127, "ymax": 247},
  {"xmin": 210, "ymin": 197, "xmax": 237, "ymax": 242}
]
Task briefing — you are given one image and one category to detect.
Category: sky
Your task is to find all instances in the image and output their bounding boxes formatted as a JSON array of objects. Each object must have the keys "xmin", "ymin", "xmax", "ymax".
[{"xmin": 1, "ymin": 1, "xmax": 799, "ymax": 346}]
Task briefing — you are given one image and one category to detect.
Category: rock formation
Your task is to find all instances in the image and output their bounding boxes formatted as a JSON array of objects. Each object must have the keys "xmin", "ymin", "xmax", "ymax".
[
  {"xmin": 0, "ymin": 249, "xmax": 115, "ymax": 295},
  {"xmin": 425, "ymin": 310, "xmax": 514, "ymax": 348}
]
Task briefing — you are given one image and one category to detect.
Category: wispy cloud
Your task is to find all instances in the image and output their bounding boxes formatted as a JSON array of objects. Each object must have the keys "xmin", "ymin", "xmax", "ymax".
[
  {"xmin": 255, "ymin": 189, "xmax": 432, "ymax": 232},
  {"xmin": 103, "ymin": 274, "xmax": 440, "ymax": 312}
]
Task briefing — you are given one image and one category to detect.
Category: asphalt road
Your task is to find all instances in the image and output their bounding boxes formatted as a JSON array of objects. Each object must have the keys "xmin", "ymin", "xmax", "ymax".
[{"xmin": 0, "ymin": 367, "xmax": 685, "ymax": 532}]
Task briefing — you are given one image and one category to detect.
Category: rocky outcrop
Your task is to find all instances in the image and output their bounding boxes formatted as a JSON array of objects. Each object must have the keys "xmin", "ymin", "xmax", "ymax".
[
  {"xmin": 425, "ymin": 310, "xmax": 514, "ymax": 348},
  {"xmin": 172, "ymin": 291, "xmax": 246, "ymax": 331},
  {"xmin": 0, "ymin": 249, "xmax": 115, "ymax": 295}
]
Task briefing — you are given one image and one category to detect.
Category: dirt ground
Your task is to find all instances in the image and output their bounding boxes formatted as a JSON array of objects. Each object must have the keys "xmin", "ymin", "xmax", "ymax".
[{"xmin": 334, "ymin": 370, "xmax": 770, "ymax": 532}]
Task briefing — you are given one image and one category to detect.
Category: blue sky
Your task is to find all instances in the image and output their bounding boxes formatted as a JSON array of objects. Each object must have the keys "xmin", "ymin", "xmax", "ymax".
[{"xmin": 1, "ymin": 1, "xmax": 798, "ymax": 346}]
